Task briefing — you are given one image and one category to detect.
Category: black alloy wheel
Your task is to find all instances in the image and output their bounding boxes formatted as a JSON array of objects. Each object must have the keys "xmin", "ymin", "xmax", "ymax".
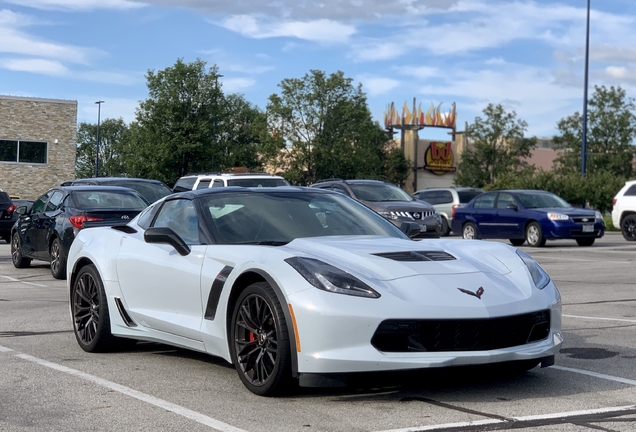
[
  {"xmin": 525, "ymin": 222, "xmax": 546, "ymax": 247},
  {"xmin": 621, "ymin": 214, "xmax": 636, "ymax": 241},
  {"xmin": 230, "ymin": 282, "xmax": 292, "ymax": 396},
  {"xmin": 71, "ymin": 265, "xmax": 120, "ymax": 352},
  {"xmin": 50, "ymin": 238, "xmax": 67, "ymax": 280},
  {"xmin": 11, "ymin": 232, "xmax": 31, "ymax": 268}
]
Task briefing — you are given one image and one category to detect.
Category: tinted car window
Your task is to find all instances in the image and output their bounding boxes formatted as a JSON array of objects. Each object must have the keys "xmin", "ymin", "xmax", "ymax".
[
  {"xmin": 332, "ymin": 185, "xmax": 351, "ymax": 197},
  {"xmin": 625, "ymin": 185, "xmax": 636, "ymax": 196},
  {"xmin": 106, "ymin": 180, "xmax": 171, "ymax": 204},
  {"xmin": 473, "ymin": 193, "xmax": 496, "ymax": 209},
  {"xmin": 31, "ymin": 192, "xmax": 52, "ymax": 213},
  {"xmin": 196, "ymin": 179, "xmax": 212, "ymax": 190},
  {"xmin": 0, "ymin": 192, "xmax": 10, "ymax": 204},
  {"xmin": 173, "ymin": 177, "xmax": 197, "ymax": 192},
  {"xmin": 349, "ymin": 183, "xmax": 412, "ymax": 202},
  {"xmin": 458, "ymin": 190, "xmax": 483, "ymax": 203},
  {"xmin": 152, "ymin": 199, "xmax": 200, "ymax": 245},
  {"xmin": 46, "ymin": 191, "xmax": 64, "ymax": 211},
  {"xmin": 71, "ymin": 191, "xmax": 147, "ymax": 209},
  {"xmin": 212, "ymin": 180, "xmax": 224, "ymax": 188},
  {"xmin": 136, "ymin": 203, "xmax": 160, "ymax": 229},
  {"xmin": 496, "ymin": 193, "xmax": 516, "ymax": 209},
  {"xmin": 226, "ymin": 178, "xmax": 289, "ymax": 187}
]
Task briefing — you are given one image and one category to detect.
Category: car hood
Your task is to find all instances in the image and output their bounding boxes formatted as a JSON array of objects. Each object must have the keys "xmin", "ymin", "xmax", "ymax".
[
  {"xmin": 281, "ymin": 236, "xmax": 521, "ymax": 282},
  {"xmin": 361, "ymin": 200, "xmax": 434, "ymax": 212}
]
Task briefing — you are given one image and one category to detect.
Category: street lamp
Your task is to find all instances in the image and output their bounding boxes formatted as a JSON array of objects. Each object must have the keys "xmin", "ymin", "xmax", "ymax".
[
  {"xmin": 581, "ymin": 0, "xmax": 590, "ymax": 176},
  {"xmin": 212, "ymin": 74, "xmax": 223, "ymax": 171},
  {"xmin": 95, "ymin": 100, "xmax": 104, "ymax": 178}
]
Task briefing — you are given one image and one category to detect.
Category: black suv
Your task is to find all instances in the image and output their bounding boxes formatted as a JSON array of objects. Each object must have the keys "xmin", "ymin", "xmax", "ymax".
[
  {"xmin": 61, "ymin": 177, "xmax": 173, "ymax": 205},
  {"xmin": 310, "ymin": 179, "xmax": 442, "ymax": 238}
]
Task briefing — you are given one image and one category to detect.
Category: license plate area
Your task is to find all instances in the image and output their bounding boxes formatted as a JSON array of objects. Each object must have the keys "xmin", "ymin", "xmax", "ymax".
[{"xmin": 582, "ymin": 224, "xmax": 594, "ymax": 232}]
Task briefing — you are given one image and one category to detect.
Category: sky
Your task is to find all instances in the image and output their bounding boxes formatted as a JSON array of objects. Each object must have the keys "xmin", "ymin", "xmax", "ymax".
[{"xmin": 1, "ymin": 0, "xmax": 635, "ymax": 140}]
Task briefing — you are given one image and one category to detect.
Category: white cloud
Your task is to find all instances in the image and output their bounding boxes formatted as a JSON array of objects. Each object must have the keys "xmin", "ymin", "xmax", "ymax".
[
  {"xmin": 0, "ymin": 57, "xmax": 68, "ymax": 75},
  {"xmin": 357, "ymin": 75, "xmax": 400, "ymax": 96},
  {"xmin": 220, "ymin": 15, "xmax": 355, "ymax": 43},
  {"xmin": 353, "ymin": 42, "xmax": 408, "ymax": 62},
  {"xmin": 221, "ymin": 77, "xmax": 256, "ymax": 92},
  {"xmin": 6, "ymin": 0, "xmax": 145, "ymax": 11},
  {"xmin": 399, "ymin": 66, "xmax": 440, "ymax": 79}
]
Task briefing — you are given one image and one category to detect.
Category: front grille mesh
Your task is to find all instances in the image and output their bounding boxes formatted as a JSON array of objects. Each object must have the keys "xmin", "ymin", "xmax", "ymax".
[{"xmin": 371, "ymin": 310, "xmax": 550, "ymax": 352}]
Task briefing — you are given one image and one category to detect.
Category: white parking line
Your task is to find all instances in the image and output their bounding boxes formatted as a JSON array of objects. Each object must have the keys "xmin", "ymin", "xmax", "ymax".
[
  {"xmin": 552, "ymin": 366, "xmax": 636, "ymax": 386},
  {"xmin": 0, "ymin": 345, "xmax": 14, "ymax": 352},
  {"xmin": 374, "ymin": 405, "xmax": 636, "ymax": 432},
  {"xmin": 563, "ymin": 314, "xmax": 636, "ymax": 324},
  {"xmin": 0, "ymin": 275, "xmax": 48, "ymax": 288},
  {"xmin": 15, "ymin": 353, "xmax": 248, "ymax": 432}
]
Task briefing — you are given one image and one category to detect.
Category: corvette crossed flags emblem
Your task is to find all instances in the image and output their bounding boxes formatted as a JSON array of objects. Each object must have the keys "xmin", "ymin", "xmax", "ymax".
[{"xmin": 457, "ymin": 286, "xmax": 485, "ymax": 299}]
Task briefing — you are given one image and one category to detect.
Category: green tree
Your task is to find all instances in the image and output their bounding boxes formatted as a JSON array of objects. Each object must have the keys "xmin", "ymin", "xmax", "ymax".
[
  {"xmin": 75, "ymin": 118, "xmax": 129, "ymax": 178},
  {"xmin": 383, "ymin": 147, "xmax": 410, "ymax": 186},
  {"xmin": 553, "ymin": 85, "xmax": 636, "ymax": 177},
  {"xmin": 265, "ymin": 70, "xmax": 391, "ymax": 185},
  {"xmin": 456, "ymin": 104, "xmax": 536, "ymax": 188}
]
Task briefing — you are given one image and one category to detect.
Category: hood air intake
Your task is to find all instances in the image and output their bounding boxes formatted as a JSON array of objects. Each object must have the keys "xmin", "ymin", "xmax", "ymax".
[{"xmin": 373, "ymin": 251, "xmax": 456, "ymax": 262}]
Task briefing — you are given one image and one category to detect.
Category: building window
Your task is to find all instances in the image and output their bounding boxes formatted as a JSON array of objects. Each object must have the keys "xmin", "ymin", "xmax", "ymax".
[{"xmin": 0, "ymin": 139, "xmax": 48, "ymax": 164}]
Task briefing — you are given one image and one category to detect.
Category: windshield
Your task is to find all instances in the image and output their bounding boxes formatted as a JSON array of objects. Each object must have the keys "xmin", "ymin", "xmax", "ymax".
[
  {"xmin": 349, "ymin": 183, "xmax": 413, "ymax": 202},
  {"xmin": 114, "ymin": 181, "xmax": 172, "ymax": 204},
  {"xmin": 227, "ymin": 178, "xmax": 289, "ymax": 187},
  {"xmin": 516, "ymin": 192, "xmax": 572, "ymax": 209},
  {"xmin": 200, "ymin": 191, "xmax": 406, "ymax": 245}
]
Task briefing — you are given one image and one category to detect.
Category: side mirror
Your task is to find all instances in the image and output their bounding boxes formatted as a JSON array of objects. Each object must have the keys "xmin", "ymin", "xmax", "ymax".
[
  {"xmin": 144, "ymin": 227, "xmax": 191, "ymax": 256},
  {"xmin": 505, "ymin": 204, "xmax": 519, "ymax": 211},
  {"xmin": 15, "ymin": 206, "xmax": 28, "ymax": 215},
  {"xmin": 400, "ymin": 222, "xmax": 421, "ymax": 239}
]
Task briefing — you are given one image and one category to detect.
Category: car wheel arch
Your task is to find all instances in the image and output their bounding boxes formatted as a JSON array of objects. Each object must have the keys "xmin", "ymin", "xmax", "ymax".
[
  {"xmin": 69, "ymin": 257, "xmax": 97, "ymax": 292},
  {"xmin": 225, "ymin": 269, "xmax": 299, "ymax": 378},
  {"xmin": 621, "ymin": 210, "xmax": 636, "ymax": 225}
]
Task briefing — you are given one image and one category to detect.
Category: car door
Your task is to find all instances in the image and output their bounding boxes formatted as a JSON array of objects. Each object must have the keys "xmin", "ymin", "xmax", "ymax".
[
  {"xmin": 494, "ymin": 192, "xmax": 525, "ymax": 238},
  {"xmin": 471, "ymin": 192, "xmax": 498, "ymax": 238},
  {"xmin": 39, "ymin": 190, "xmax": 65, "ymax": 257},
  {"xmin": 20, "ymin": 191, "xmax": 53, "ymax": 259},
  {"xmin": 116, "ymin": 198, "xmax": 207, "ymax": 340}
]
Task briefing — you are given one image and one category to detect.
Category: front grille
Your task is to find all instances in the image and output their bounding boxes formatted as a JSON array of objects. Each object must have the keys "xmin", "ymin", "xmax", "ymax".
[
  {"xmin": 374, "ymin": 251, "xmax": 456, "ymax": 262},
  {"xmin": 571, "ymin": 217, "xmax": 595, "ymax": 224},
  {"xmin": 371, "ymin": 310, "xmax": 550, "ymax": 352},
  {"xmin": 410, "ymin": 211, "xmax": 435, "ymax": 220}
]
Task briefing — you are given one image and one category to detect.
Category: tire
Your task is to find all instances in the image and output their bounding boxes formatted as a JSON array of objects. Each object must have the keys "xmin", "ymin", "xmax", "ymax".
[
  {"xmin": 621, "ymin": 214, "xmax": 636, "ymax": 241},
  {"xmin": 509, "ymin": 239, "xmax": 525, "ymax": 246},
  {"xmin": 11, "ymin": 232, "xmax": 31, "ymax": 268},
  {"xmin": 230, "ymin": 282, "xmax": 293, "ymax": 396},
  {"xmin": 462, "ymin": 222, "xmax": 478, "ymax": 240},
  {"xmin": 576, "ymin": 238, "xmax": 595, "ymax": 247},
  {"xmin": 525, "ymin": 222, "xmax": 546, "ymax": 247},
  {"xmin": 71, "ymin": 265, "xmax": 121, "ymax": 352},
  {"xmin": 441, "ymin": 217, "xmax": 451, "ymax": 237},
  {"xmin": 50, "ymin": 237, "xmax": 67, "ymax": 280}
]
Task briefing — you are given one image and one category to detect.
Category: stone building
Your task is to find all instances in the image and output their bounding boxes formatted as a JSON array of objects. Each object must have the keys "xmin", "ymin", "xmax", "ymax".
[{"xmin": 0, "ymin": 95, "xmax": 77, "ymax": 199}]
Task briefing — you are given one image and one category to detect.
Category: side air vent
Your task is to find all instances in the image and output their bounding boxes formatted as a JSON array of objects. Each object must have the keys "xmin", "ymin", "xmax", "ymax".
[
  {"xmin": 374, "ymin": 251, "xmax": 456, "ymax": 262},
  {"xmin": 114, "ymin": 297, "xmax": 137, "ymax": 327},
  {"xmin": 112, "ymin": 225, "xmax": 138, "ymax": 234}
]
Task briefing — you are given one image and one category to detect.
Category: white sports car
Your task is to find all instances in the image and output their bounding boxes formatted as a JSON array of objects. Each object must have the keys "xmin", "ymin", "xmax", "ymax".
[{"xmin": 67, "ymin": 187, "xmax": 563, "ymax": 396}]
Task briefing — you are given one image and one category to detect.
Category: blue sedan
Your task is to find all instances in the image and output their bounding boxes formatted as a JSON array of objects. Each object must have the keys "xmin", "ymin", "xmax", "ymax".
[{"xmin": 451, "ymin": 190, "xmax": 605, "ymax": 247}]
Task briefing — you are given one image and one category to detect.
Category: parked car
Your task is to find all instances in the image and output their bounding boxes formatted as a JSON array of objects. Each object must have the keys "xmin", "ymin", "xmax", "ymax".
[
  {"xmin": 11, "ymin": 186, "xmax": 148, "ymax": 279},
  {"xmin": 173, "ymin": 172, "xmax": 289, "ymax": 192},
  {"xmin": 310, "ymin": 179, "xmax": 442, "ymax": 238},
  {"xmin": 412, "ymin": 187, "xmax": 484, "ymax": 236},
  {"xmin": 452, "ymin": 189, "xmax": 605, "ymax": 247},
  {"xmin": 67, "ymin": 186, "xmax": 561, "ymax": 396},
  {"xmin": 62, "ymin": 177, "xmax": 173, "ymax": 205},
  {"xmin": 0, "ymin": 190, "xmax": 18, "ymax": 243},
  {"xmin": 611, "ymin": 180, "xmax": 636, "ymax": 241}
]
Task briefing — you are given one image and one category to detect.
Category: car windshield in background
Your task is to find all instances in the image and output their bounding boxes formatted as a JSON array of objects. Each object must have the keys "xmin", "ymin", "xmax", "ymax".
[
  {"xmin": 201, "ymin": 191, "xmax": 404, "ymax": 245},
  {"xmin": 349, "ymin": 183, "xmax": 413, "ymax": 202},
  {"xmin": 458, "ymin": 190, "xmax": 483, "ymax": 203},
  {"xmin": 115, "ymin": 181, "xmax": 172, "ymax": 204},
  {"xmin": 517, "ymin": 192, "xmax": 572, "ymax": 209},
  {"xmin": 71, "ymin": 191, "xmax": 148, "ymax": 210},
  {"xmin": 226, "ymin": 178, "xmax": 289, "ymax": 187}
]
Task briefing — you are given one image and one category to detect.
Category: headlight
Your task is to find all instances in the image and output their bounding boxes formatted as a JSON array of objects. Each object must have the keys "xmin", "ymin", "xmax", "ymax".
[
  {"xmin": 547, "ymin": 212, "xmax": 569, "ymax": 221},
  {"xmin": 378, "ymin": 211, "xmax": 412, "ymax": 220},
  {"xmin": 516, "ymin": 249, "xmax": 550, "ymax": 290},
  {"xmin": 378, "ymin": 211, "xmax": 398, "ymax": 220},
  {"xmin": 285, "ymin": 257, "xmax": 380, "ymax": 298},
  {"xmin": 595, "ymin": 211, "xmax": 603, "ymax": 220}
]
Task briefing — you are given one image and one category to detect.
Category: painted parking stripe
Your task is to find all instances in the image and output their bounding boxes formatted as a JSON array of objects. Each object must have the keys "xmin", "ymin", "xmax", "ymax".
[
  {"xmin": 552, "ymin": 365, "xmax": 636, "ymax": 386},
  {"xmin": 15, "ymin": 353, "xmax": 247, "ymax": 432},
  {"xmin": 374, "ymin": 405, "xmax": 636, "ymax": 432},
  {"xmin": 563, "ymin": 314, "xmax": 636, "ymax": 324},
  {"xmin": 0, "ymin": 344, "xmax": 14, "ymax": 352},
  {"xmin": 0, "ymin": 275, "xmax": 48, "ymax": 288}
]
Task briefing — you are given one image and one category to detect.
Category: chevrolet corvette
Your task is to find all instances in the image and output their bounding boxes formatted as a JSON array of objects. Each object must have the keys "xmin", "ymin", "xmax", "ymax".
[{"xmin": 67, "ymin": 187, "xmax": 562, "ymax": 396}]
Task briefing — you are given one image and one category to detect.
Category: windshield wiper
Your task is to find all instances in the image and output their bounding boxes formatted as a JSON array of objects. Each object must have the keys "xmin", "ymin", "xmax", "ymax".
[{"xmin": 235, "ymin": 241, "xmax": 289, "ymax": 246}]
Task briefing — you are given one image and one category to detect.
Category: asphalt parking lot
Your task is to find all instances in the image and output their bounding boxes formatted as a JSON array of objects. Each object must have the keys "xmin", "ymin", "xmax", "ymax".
[{"xmin": 1, "ymin": 233, "xmax": 635, "ymax": 432}]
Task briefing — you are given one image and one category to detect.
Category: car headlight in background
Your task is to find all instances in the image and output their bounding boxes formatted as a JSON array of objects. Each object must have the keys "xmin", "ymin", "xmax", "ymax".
[
  {"xmin": 595, "ymin": 211, "xmax": 603, "ymax": 220},
  {"xmin": 516, "ymin": 249, "xmax": 551, "ymax": 290},
  {"xmin": 285, "ymin": 257, "xmax": 381, "ymax": 298},
  {"xmin": 547, "ymin": 212, "xmax": 569, "ymax": 221}
]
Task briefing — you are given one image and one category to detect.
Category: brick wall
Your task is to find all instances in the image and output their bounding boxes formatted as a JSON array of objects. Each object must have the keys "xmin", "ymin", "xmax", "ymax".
[{"xmin": 0, "ymin": 95, "xmax": 77, "ymax": 199}]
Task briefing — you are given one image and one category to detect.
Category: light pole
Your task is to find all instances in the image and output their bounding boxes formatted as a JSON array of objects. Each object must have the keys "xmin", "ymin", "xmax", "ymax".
[
  {"xmin": 212, "ymin": 74, "xmax": 223, "ymax": 171},
  {"xmin": 95, "ymin": 100, "xmax": 104, "ymax": 178},
  {"xmin": 581, "ymin": 0, "xmax": 590, "ymax": 176}
]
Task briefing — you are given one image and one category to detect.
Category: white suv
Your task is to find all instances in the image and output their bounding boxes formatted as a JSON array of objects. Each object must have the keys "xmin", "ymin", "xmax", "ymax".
[
  {"xmin": 173, "ymin": 173, "xmax": 289, "ymax": 192},
  {"xmin": 611, "ymin": 180, "xmax": 636, "ymax": 241}
]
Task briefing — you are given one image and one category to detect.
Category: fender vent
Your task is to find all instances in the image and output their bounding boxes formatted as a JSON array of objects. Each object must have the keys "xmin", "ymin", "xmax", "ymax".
[
  {"xmin": 114, "ymin": 297, "xmax": 137, "ymax": 327},
  {"xmin": 374, "ymin": 251, "xmax": 456, "ymax": 262}
]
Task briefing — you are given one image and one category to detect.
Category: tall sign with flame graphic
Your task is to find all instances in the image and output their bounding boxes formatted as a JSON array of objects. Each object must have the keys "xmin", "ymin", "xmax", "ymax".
[{"xmin": 384, "ymin": 100, "xmax": 456, "ymax": 130}]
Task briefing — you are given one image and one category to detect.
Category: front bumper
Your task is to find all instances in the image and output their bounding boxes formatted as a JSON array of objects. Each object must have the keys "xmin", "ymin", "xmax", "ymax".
[{"xmin": 545, "ymin": 220, "xmax": 605, "ymax": 239}]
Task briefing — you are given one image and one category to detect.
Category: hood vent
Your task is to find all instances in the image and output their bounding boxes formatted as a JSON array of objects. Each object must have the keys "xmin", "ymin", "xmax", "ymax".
[{"xmin": 374, "ymin": 251, "xmax": 456, "ymax": 262}]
